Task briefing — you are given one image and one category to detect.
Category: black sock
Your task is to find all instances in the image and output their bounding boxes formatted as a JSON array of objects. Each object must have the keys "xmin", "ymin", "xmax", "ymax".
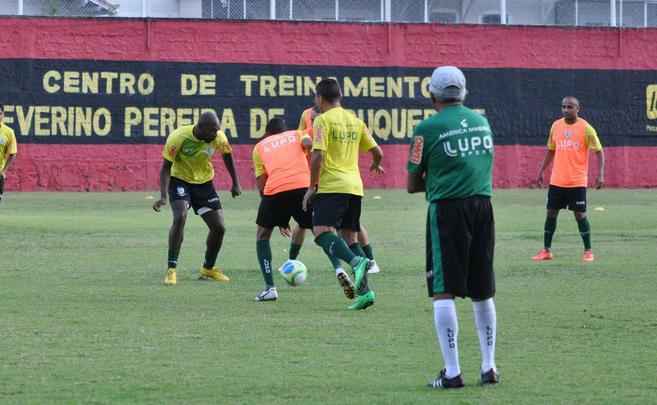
[
  {"xmin": 361, "ymin": 244, "xmax": 374, "ymax": 260},
  {"xmin": 256, "ymin": 240, "xmax": 274, "ymax": 287},
  {"xmin": 576, "ymin": 217, "xmax": 592, "ymax": 250},
  {"xmin": 544, "ymin": 217, "xmax": 557, "ymax": 249},
  {"xmin": 289, "ymin": 243, "xmax": 302, "ymax": 260},
  {"xmin": 349, "ymin": 243, "xmax": 366, "ymax": 258},
  {"xmin": 167, "ymin": 258, "xmax": 177, "ymax": 269},
  {"xmin": 203, "ymin": 254, "xmax": 216, "ymax": 269}
]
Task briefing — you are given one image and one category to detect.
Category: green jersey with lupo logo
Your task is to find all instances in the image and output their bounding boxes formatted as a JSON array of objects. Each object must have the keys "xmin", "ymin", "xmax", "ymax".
[{"xmin": 407, "ymin": 104, "xmax": 493, "ymax": 201}]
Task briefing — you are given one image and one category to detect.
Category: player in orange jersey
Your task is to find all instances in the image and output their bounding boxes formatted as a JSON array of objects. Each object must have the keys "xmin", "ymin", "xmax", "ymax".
[
  {"xmin": 252, "ymin": 118, "xmax": 355, "ymax": 301},
  {"xmin": 533, "ymin": 97, "xmax": 605, "ymax": 262}
]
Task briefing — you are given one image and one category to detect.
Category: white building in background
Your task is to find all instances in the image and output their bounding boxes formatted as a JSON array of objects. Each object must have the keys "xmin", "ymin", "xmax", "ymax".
[{"xmin": 1, "ymin": 0, "xmax": 656, "ymax": 27}]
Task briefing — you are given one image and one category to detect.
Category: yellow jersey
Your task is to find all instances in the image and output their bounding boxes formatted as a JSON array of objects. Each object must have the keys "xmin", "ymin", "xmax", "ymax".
[
  {"xmin": 312, "ymin": 107, "xmax": 377, "ymax": 196},
  {"xmin": 0, "ymin": 123, "xmax": 17, "ymax": 171},
  {"xmin": 162, "ymin": 125, "xmax": 232, "ymax": 184}
]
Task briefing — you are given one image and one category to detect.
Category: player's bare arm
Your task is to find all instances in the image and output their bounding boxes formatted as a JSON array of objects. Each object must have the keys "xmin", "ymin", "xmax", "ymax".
[
  {"xmin": 153, "ymin": 159, "xmax": 172, "ymax": 212},
  {"xmin": 255, "ymin": 174, "xmax": 267, "ymax": 197},
  {"xmin": 407, "ymin": 170, "xmax": 426, "ymax": 193},
  {"xmin": 595, "ymin": 149, "xmax": 605, "ymax": 189},
  {"xmin": 301, "ymin": 136, "xmax": 313, "ymax": 151},
  {"xmin": 0, "ymin": 154, "xmax": 15, "ymax": 178},
  {"xmin": 536, "ymin": 150, "xmax": 555, "ymax": 188},
  {"xmin": 369, "ymin": 145, "xmax": 384, "ymax": 174},
  {"xmin": 302, "ymin": 150, "xmax": 323, "ymax": 212},
  {"xmin": 222, "ymin": 153, "xmax": 242, "ymax": 197}
]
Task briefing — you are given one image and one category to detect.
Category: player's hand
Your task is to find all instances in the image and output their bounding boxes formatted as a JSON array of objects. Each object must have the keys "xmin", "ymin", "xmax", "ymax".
[
  {"xmin": 535, "ymin": 175, "xmax": 544, "ymax": 188},
  {"xmin": 302, "ymin": 188, "xmax": 315, "ymax": 212},
  {"xmin": 595, "ymin": 176, "xmax": 605, "ymax": 189},
  {"xmin": 279, "ymin": 226, "xmax": 292, "ymax": 238},
  {"xmin": 152, "ymin": 198, "xmax": 167, "ymax": 212},
  {"xmin": 370, "ymin": 163, "xmax": 385, "ymax": 174},
  {"xmin": 231, "ymin": 183, "xmax": 242, "ymax": 198}
]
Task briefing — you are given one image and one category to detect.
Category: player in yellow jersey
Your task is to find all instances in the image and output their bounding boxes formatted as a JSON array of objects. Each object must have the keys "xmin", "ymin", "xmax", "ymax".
[
  {"xmin": 153, "ymin": 111, "xmax": 242, "ymax": 285},
  {"xmin": 302, "ymin": 78, "xmax": 384, "ymax": 310},
  {"xmin": 296, "ymin": 102, "xmax": 381, "ymax": 274},
  {"xmin": 0, "ymin": 107, "xmax": 17, "ymax": 204}
]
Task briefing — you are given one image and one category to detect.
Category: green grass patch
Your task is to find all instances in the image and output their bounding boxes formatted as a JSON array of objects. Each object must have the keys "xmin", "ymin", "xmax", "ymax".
[{"xmin": 0, "ymin": 190, "xmax": 655, "ymax": 404}]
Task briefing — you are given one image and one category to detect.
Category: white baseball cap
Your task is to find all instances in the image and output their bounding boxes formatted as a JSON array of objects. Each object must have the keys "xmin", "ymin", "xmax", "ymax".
[{"xmin": 429, "ymin": 66, "xmax": 467, "ymax": 101}]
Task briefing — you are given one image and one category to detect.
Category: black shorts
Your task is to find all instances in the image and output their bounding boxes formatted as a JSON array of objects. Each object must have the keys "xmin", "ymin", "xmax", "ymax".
[
  {"xmin": 0, "ymin": 174, "xmax": 4, "ymax": 196},
  {"xmin": 256, "ymin": 188, "xmax": 312, "ymax": 229},
  {"xmin": 169, "ymin": 177, "xmax": 221, "ymax": 215},
  {"xmin": 311, "ymin": 193, "xmax": 362, "ymax": 231},
  {"xmin": 547, "ymin": 185, "xmax": 587, "ymax": 212},
  {"xmin": 426, "ymin": 196, "xmax": 495, "ymax": 300}
]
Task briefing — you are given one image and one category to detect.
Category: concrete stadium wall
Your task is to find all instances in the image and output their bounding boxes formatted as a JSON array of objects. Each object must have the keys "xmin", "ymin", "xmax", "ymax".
[{"xmin": 1, "ymin": 17, "xmax": 656, "ymax": 191}]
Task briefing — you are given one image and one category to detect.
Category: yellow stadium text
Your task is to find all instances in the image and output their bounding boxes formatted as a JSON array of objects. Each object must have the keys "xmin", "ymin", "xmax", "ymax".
[
  {"xmin": 180, "ymin": 74, "xmax": 216, "ymax": 96},
  {"xmin": 240, "ymin": 75, "xmax": 323, "ymax": 97},
  {"xmin": 123, "ymin": 107, "xmax": 237, "ymax": 138},
  {"xmin": 249, "ymin": 108, "xmax": 285, "ymax": 139},
  {"xmin": 350, "ymin": 108, "xmax": 435, "ymax": 140},
  {"xmin": 343, "ymin": 76, "xmax": 432, "ymax": 99},
  {"xmin": 2, "ymin": 105, "xmax": 112, "ymax": 137},
  {"xmin": 42, "ymin": 70, "xmax": 155, "ymax": 95},
  {"xmin": 238, "ymin": 74, "xmax": 432, "ymax": 99}
]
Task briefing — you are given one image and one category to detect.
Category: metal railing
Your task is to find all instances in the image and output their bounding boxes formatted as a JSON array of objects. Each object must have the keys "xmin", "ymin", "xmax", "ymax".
[{"xmin": 2, "ymin": 0, "xmax": 656, "ymax": 27}]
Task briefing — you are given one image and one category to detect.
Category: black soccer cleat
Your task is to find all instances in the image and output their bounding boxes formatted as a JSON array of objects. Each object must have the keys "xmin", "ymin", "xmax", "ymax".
[
  {"xmin": 427, "ymin": 369, "xmax": 464, "ymax": 389},
  {"xmin": 480, "ymin": 368, "xmax": 500, "ymax": 385}
]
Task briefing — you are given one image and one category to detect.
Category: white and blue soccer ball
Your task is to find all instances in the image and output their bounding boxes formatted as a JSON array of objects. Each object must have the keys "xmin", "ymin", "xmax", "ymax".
[{"xmin": 278, "ymin": 260, "xmax": 307, "ymax": 286}]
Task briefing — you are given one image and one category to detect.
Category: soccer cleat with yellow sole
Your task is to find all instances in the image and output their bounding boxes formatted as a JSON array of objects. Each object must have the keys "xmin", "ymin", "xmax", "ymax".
[
  {"xmin": 164, "ymin": 268, "xmax": 177, "ymax": 285},
  {"xmin": 199, "ymin": 267, "xmax": 230, "ymax": 282}
]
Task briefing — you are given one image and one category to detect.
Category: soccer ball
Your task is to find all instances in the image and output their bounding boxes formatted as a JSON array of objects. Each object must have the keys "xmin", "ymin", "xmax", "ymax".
[{"xmin": 278, "ymin": 260, "xmax": 307, "ymax": 286}]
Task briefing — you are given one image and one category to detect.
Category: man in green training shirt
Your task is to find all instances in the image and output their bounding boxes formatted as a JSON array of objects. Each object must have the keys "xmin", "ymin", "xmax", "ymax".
[{"xmin": 407, "ymin": 66, "xmax": 499, "ymax": 389}]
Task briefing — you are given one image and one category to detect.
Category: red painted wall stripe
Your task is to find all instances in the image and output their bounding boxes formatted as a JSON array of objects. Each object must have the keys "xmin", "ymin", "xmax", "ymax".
[
  {"xmin": 2, "ymin": 18, "xmax": 657, "ymax": 191},
  {"xmin": 4, "ymin": 145, "xmax": 655, "ymax": 192},
  {"xmin": 0, "ymin": 17, "xmax": 656, "ymax": 70}
]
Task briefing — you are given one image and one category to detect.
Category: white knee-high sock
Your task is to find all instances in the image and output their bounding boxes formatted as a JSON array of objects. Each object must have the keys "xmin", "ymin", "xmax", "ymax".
[
  {"xmin": 433, "ymin": 299, "xmax": 460, "ymax": 378},
  {"xmin": 472, "ymin": 298, "xmax": 497, "ymax": 372}
]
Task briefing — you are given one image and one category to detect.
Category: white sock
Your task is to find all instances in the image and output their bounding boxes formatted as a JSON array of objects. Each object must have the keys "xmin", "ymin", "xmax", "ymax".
[
  {"xmin": 433, "ymin": 299, "xmax": 460, "ymax": 378},
  {"xmin": 472, "ymin": 298, "xmax": 497, "ymax": 372},
  {"xmin": 335, "ymin": 267, "xmax": 346, "ymax": 276}
]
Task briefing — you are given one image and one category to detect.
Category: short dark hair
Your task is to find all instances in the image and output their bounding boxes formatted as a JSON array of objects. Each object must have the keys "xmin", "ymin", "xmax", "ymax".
[
  {"xmin": 265, "ymin": 117, "xmax": 286, "ymax": 135},
  {"xmin": 315, "ymin": 78, "xmax": 341, "ymax": 103},
  {"xmin": 0, "ymin": 105, "xmax": 4, "ymax": 113}
]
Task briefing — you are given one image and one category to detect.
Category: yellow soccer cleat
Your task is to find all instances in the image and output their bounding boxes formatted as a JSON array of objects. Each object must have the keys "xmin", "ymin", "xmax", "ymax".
[
  {"xmin": 164, "ymin": 268, "xmax": 177, "ymax": 285},
  {"xmin": 199, "ymin": 267, "xmax": 230, "ymax": 283}
]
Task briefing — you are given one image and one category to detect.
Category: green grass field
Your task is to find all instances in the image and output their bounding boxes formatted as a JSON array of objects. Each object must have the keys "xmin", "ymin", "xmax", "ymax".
[{"xmin": 1, "ymin": 189, "xmax": 656, "ymax": 404}]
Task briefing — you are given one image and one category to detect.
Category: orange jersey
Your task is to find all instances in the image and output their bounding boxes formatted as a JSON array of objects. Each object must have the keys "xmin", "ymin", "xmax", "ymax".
[
  {"xmin": 253, "ymin": 130, "xmax": 311, "ymax": 196},
  {"xmin": 548, "ymin": 118, "xmax": 602, "ymax": 188}
]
